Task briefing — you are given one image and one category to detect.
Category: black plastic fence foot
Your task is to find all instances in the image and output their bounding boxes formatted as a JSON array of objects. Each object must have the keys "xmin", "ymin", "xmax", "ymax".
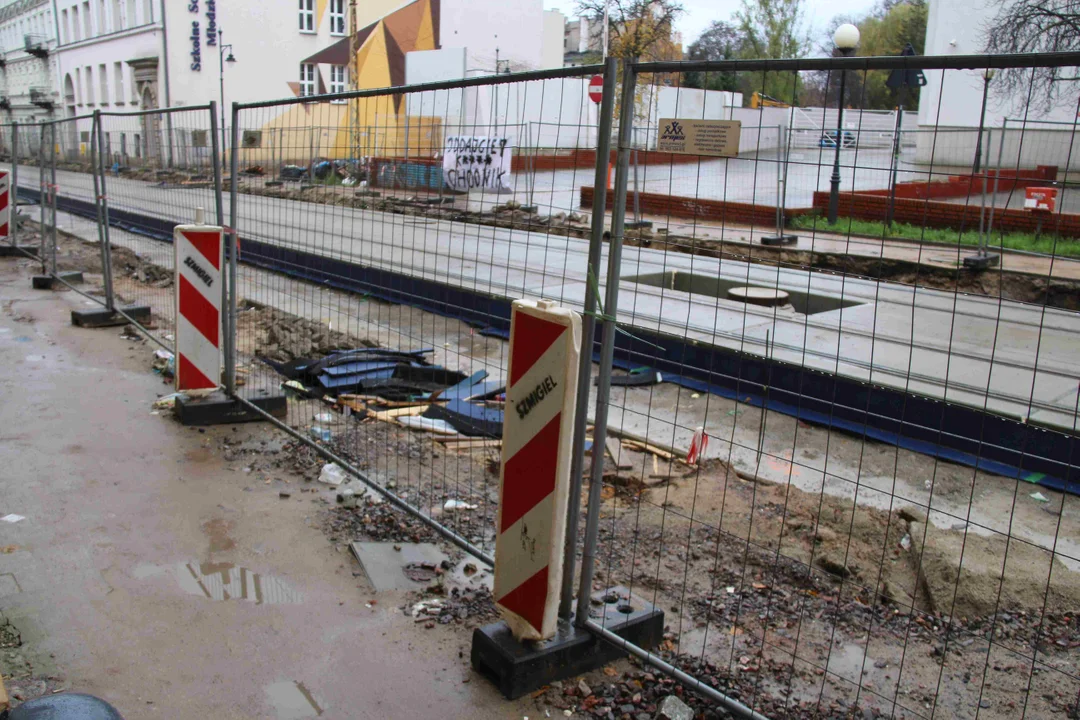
[
  {"xmin": 625, "ymin": 220, "xmax": 654, "ymax": 230},
  {"xmin": 71, "ymin": 305, "xmax": 151, "ymax": 328},
  {"xmin": 962, "ymin": 253, "xmax": 1000, "ymax": 270},
  {"xmin": 31, "ymin": 274, "xmax": 53, "ymax": 289},
  {"xmin": 0, "ymin": 244, "xmax": 38, "ymax": 257},
  {"xmin": 760, "ymin": 233, "xmax": 799, "ymax": 246},
  {"xmin": 174, "ymin": 389, "xmax": 288, "ymax": 426},
  {"xmin": 470, "ymin": 586, "xmax": 664, "ymax": 700},
  {"xmin": 58, "ymin": 271, "xmax": 84, "ymax": 284}
]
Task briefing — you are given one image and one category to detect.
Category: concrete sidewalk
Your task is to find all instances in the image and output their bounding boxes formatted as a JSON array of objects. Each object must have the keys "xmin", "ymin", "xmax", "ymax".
[{"xmin": 0, "ymin": 258, "xmax": 526, "ymax": 718}]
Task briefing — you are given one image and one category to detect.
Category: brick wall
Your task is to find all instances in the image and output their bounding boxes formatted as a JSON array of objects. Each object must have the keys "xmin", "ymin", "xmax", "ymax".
[
  {"xmin": 858, "ymin": 166, "xmax": 1058, "ymax": 201},
  {"xmin": 811, "ymin": 190, "xmax": 1080, "ymax": 237},
  {"xmin": 581, "ymin": 186, "xmax": 811, "ymax": 227}
]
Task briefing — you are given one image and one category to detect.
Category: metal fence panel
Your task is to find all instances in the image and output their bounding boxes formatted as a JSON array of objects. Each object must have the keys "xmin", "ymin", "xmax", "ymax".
[
  {"xmin": 228, "ymin": 64, "xmax": 612, "ymax": 569},
  {"xmin": 574, "ymin": 54, "xmax": 1080, "ymax": 719},
  {"xmin": 92, "ymin": 106, "xmax": 220, "ymax": 351}
]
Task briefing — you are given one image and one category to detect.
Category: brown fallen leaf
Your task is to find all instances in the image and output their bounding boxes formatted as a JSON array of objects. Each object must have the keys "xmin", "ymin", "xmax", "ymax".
[
  {"xmin": 752, "ymin": 582, "xmax": 768, "ymax": 590},
  {"xmin": 602, "ymin": 666, "xmax": 618, "ymax": 677},
  {"xmin": 0, "ymin": 545, "xmax": 17, "ymax": 554},
  {"xmin": 729, "ymin": 626, "xmax": 744, "ymax": 636}
]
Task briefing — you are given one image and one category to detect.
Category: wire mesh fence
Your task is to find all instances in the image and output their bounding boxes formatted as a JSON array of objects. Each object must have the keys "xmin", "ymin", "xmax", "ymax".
[
  {"xmin": 573, "ymin": 54, "xmax": 1080, "ymax": 720},
  {"xmin": 229, "ymin": 65, "xmax": 611, "ymax": 566},
  {"xmin": 3, "ymin": 50, "xmax": 1080, "ymax": 719},
  {"xmin": 93, "ymin": 105, "xmax": 221, "ymax": 351}
]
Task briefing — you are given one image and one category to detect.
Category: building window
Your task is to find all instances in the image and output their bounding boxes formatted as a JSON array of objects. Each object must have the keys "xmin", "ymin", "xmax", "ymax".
[
  {"xmin": 329, "ymin": 64, "xmax": 346, "ymax": 99},
  {"xmin": 85, "ymin": 65, "xmax": 94, "ymax": 105},
  {"xmin": 60, "ymin": 9, "xmax": 68, "ymax": 43},
  {"xmin": 126, "ymin": 0, "xmax": 135, "ymax": 27},
  {"xmin": 97, "ymin": 0, "xmax": 106, "ymax": 36},
  {"xmin": 75, "ymin": 68, "xmax": 83, "ymax": 105},
  {"xmin": 114, "ymin": 62, "xmax": 124, "ymax": 104},
  {"xmin": 299, "ymin": 63, "xmax": 316, "ymax": 97},
  {"xmin": 298, "ymin": 0, "xmax": 314, "ymax": 32},
  {"xmin": 82, "ymin": 2, "xmax": 91, "ymax": 39},
  {"xmin": 99, "ymin": 63, "xmax": 108, "ymax": 106},
  {"xmin": 329, "ymin": 0, "xmax": 345, "ymax": 35}
]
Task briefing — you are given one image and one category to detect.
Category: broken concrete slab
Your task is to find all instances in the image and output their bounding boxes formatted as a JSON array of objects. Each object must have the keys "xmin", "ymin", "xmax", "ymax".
[{"xmin": 349, "ymin": 542, "xmax": 449, "ymax": 592}]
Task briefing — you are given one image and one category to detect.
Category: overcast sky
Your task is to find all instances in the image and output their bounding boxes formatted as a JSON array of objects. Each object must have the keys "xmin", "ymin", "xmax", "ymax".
[{"xmin": 545, "ymin": 0, "xmax": 882, "ymax": 50}]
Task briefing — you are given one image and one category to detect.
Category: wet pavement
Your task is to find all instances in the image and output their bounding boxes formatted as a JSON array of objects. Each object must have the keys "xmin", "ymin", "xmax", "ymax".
[{"xmin": 0, "ymin": 258, "xmax": 529, "ymax": 719}]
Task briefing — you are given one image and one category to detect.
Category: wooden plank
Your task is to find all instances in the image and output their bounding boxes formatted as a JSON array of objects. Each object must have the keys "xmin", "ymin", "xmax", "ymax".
[
  {"xmin": 371, "ymin": 404, "xmax": 429, "ymax": 421},
  {"xmin": 435, "ymin": 438, "xmax": 502, "ymax": 449},
  {"xmin": 621, "ymin": 439, "xmax": 678, "ymax": 461},
  {"xmin": 0, "ymin": 671, "xmax": 8, "ymax": 713}
]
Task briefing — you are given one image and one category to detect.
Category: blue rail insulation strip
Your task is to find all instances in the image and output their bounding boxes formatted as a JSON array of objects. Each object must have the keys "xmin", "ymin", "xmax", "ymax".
[{"xmin": 27, "ymin": 186, "xmax": 1079, "ymax": 496}]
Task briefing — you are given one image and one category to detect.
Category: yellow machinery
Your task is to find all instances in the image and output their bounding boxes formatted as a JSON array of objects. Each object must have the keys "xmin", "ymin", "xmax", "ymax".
[{"xmin": 750, "ymin": 92, "xmax": 791, "ymax": 109}]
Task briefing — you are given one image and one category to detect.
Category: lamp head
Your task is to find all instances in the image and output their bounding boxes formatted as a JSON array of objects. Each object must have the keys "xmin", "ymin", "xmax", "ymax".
[{"xmin": 833, "ymin": 23, "xmax": 860, "ymax": 52}]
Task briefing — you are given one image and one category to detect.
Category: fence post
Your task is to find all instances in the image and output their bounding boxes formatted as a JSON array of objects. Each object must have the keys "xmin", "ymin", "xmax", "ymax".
[
  {"xmin": 209, "ymin": 101, "xmax": 233, "ymax": 392},
  {"xmin": 574, "ymin": 59, "xmax": 636, "ymax": 628},
  {"xmin": 90, "ymin": 111, "xmax": 115, "ymax": 311},
  {"xmin": 96, "ymin": 113, "xmax": 117, "ymax": 297},
  {"xmin": 559, "ymin": 56, "xmax": 618, "ymax": 621},
  {"xmin": 225, "ymin": 102, "xmax": 240, "ymax": 395},
  {"xmin": 9, "ymin": 122, "xmax": 17, "ymax": 249},
  {"xmin": 48, "ymin": 124, "xmax": 58, "ymax": 277},
  {"xmin": 38, "ymin": 123, "xmax": 46, "ymax": 274}
]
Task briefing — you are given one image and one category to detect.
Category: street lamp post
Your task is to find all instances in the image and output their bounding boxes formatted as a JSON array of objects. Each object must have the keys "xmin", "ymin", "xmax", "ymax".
[
  {"xmin": 973, "ymin": 69, "xmax": 994, "ymax": 175},
  {"xmin": 218, "ymin": 30, "xmax": 236, "ymax": 170},
  {"xmin": 827, "ymin": 23, "xmax": 860, "ymax": 225}
]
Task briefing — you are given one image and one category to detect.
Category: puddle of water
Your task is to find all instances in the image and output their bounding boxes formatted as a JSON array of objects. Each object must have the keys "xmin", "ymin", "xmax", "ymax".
[
  {"xmin": 135, "ymin": 562, "xmax": 301, "ymax": 604},
  {"xmin": 174, "ymin": 562, "xmax": 301, "ymax": 605},
  {"xmin": 263, "ymin": 681, "xmax": 322, "ymax": 719}
]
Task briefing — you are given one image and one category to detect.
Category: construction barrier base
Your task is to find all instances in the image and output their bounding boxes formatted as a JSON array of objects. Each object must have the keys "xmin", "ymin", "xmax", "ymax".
[
  {"xmin": 470, "ymin": 586, "xmax": 664, "ymax": 700},
  {"xmin": 0, "ymin": 245, "xmax": 38, "ymax": 257},
  {"xmin": 962, "ymin": 253, "xmax": 1001, "ymax": 270},
  {"xmin": 760, "ymin": 233, "xmax": 799, "ymax": 246},
  {"xmin": 32, "ymin": 272, "xmax": 83, "ymax": 290},
  {"xmin": 175, "ymin": 390, "xmax": 287, "ymax": 426},
  {"xmin": 71, "ymin": 306, "xmax": 151, "ymax": 328}
]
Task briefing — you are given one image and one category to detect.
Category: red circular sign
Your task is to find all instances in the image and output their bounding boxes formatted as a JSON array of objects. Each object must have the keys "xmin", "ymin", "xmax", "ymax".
[{"xmin": 588, "ymin": 75, "xmax": 604, "ymax": 104}]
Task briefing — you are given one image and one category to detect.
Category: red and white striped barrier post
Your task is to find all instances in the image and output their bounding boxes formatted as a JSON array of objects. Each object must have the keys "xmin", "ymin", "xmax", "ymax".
[
  {"xmin": 174, "ymin": 217, "xmax": 224, "ymax": 391},
  {"xmin": 494, "ymin": 299, "xmax": 581, "ymax": 641},
  {"xmin": 0, "ymin": 170, "xmax": 10, "ymax": 242}
]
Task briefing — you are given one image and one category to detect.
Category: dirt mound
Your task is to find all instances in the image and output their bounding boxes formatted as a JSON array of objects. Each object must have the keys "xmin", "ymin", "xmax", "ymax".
[{"xmin": 235, "ymin": 302, "xmax": 376, "ymax": 362}]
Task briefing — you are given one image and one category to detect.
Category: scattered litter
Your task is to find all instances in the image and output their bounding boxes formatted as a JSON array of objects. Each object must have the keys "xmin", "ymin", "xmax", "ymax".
[
  {"xmin": 0, "ymin": 545, "xmax": 18, "ymax": 553},
  {"xmin": 900, "ymin": 534, "xmax": 912, "ymax": 551},
  {"xmin": 152, "ymin": 392, "xmax": 186, "ymax": 410},
  {"xmin": 411, "ymin": 599, "xmax": 445, "ymax": 618},
  {"xmin": 314, "ymin": 412, "xmax": 335, "ymax": 424},
  {"xmin": 726, "ymin": 586, "xmax": 735, "ymax": 594},
  {"xmin": 444, "ymin": 499, "xmax": 478, "ymax": 511},
  {"xmin": 686, "ymin": 427, "xmax": 709, "ymax": 465},
  {"xmin": 602, "ymin": 368, "xmax": 663, "ymax": 387},
  {"xmin": 164, "ymin": 334, "xmax": 174, "ymax": 342},
  {"xmin": 1030, "ymin": 492, "xmax": 1050, "ymax": 503},
  {"xmin": 310, "ymin": 426, "xmax": 333, "ymax": 442},
  {"xmin": 318, "ymin": 462, "xmax": 348, "ymax": 486},
  {"xmin": 691, "ymin": 393, "xmax": 701, "ymax": 399},
  {"xmin": 397, "ymin": 416, "xmax": 460, "ymax": 435},
  {"xmin": 152, "ymin": 349, "xmax": 175, "ymax": 377},
  {"xmin": 1, "ymin": 514, "xmax": 25, "ymax": 523},
  {"xmin": 281, "ymin": 380, "xmax": 306, "ymax": 394},
  {"xmin": 423, "ymin": 399, "xmax": 503, "ymax": 437}
]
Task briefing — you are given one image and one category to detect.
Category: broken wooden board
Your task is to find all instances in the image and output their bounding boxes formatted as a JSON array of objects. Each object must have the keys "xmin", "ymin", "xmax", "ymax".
[
  {"xmin": 621, "ymin": 438, "xmax": 678, "ymax": 461},
  {"xmin": 435, "ymin": 438, "xmax": 502, "ymax": 450},
  {"xmin": 371, "ymin": 404, "xmax": 430, "ymax": 421}
]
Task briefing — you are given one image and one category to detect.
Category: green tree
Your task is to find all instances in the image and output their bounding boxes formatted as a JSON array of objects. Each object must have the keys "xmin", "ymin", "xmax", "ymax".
[
  {"xmin": 682, "ymin": 21, "xmax": 741, "ymax": 92},
  {"xmin": 813, "ymin": 0, "xmax": 928, "ymax": 110},
  {"xmin": 734, "ymin": 0, "xmax": 810, "ymax": 103}
]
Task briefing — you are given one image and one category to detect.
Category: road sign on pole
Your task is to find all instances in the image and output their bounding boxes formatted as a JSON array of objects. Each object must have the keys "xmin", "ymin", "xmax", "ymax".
[
  {"xmin": 887, "ymin": 43, "xmax": 927, "ymax": 89},
  {"xmin": 494, "ymin": 299, "xmax": 581, "ymax": 641},
  {"xmin": 175, "ymin": 222, "xmax": 224, "ymax": 392},
  {"xmin": 588, "ymin": 75, "xmax": 604, "ymax": 104}
]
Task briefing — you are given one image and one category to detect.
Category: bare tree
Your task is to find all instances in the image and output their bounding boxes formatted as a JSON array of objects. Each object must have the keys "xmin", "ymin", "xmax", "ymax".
[
  {"xmin": 574, "ymin": 0, "xmax": 685, "ymax": 61},
  {"xmin": 982, "ymin": 0, "xmax": 1080, "ymax": 111}
]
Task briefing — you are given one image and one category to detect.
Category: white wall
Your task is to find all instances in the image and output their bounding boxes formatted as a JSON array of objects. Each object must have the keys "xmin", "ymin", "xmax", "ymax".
[
  {"xmin": 0, "ymin": 0, "xmax": 60, "ymax": 124},
  {"xmin": 919, "ymin": 0, "xmax": 1079, "ymax": 129},
  {"xmin": 541, "ymin": 9, "xmax": 564, "ymax": 70},
  {"xmin": 443, "ymin": 0, "xmax": 543, "ymax": 74},
  {"xmin": 403, "ymin": 76, "xmax": 598, "ymax": 149}
]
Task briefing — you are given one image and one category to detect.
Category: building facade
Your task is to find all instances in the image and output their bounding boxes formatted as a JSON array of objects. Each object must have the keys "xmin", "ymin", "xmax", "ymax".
[{"xmin": 0, "ymin": 0, "xmax": 60, "ymax": 124}]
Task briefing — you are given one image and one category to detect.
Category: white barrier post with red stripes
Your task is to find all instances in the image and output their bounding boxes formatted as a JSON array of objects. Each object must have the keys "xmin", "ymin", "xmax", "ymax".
[
  {"xmin": 494, "ymin": 299, "xmax": 581, "ymax": 641},
  {"xmin": 0, "ymin": 170, "xmax": 10, "ymax": 243},
  {"xmin": 175, "ymin": 216, "xmax": 224, "ymax": 392}
]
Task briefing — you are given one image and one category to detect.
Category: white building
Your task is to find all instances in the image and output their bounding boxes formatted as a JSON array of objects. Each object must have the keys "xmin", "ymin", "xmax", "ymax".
[
  {"xmin": 917, "ymin": 0, "xmax": 1080, "ymax": 169},
  {"xmin": 0, "ymin": 0, "xmax": 61, "ymax": 125}
]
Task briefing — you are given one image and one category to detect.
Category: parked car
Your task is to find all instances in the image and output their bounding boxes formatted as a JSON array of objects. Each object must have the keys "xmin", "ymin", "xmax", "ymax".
[{"xmin": 819, "ymin": 130, "xmax": 857, "ymax": 148}]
